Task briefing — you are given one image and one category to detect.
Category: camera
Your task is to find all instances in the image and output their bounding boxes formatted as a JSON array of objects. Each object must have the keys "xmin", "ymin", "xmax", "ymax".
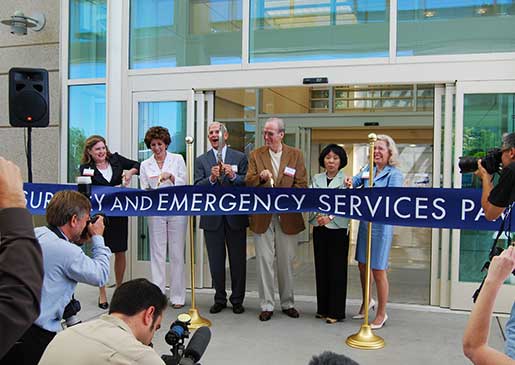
[
  {"xmin": 458, "ymin": 148, "xmax": 502, "ymax": 174},
  {"xmin": 162, "ymin": 314, "xmax": 211, "ymax": 365},
  {"xmin": 80, "ymin": 213, "xmax": 108, "ymax": 241},
  {"xmin": 62, "ymin": 297, "xmax": 81, "ymax": 328}
]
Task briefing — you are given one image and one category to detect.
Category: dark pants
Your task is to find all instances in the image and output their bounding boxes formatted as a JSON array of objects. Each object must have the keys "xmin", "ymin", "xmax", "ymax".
[
  {"xmin": 204, "ymin": 217, "xmax": 247, "ymax": 305},
  {"xmin": 0, "ymin": 324, "xmax": 56, "ymax": 365},
  {"xmin": 313, "ymin": 226, "xmax": 349, "ymax": 320}
]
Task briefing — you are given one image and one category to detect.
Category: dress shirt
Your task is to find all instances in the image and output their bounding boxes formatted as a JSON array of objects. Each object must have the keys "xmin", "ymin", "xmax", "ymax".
[
  {"xmin": 38, "ymin": 314, "xmax": 164, "ymax": 365},
  {"xmin": 34, "ymin": 227, "xmax": 111, "ymax": 332}
]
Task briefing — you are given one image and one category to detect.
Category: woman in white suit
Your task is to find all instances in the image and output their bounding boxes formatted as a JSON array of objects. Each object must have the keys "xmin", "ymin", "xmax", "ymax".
[
  {"xmin": 140, "ymin": 126, "xmax": 187, "ymax": 308},
  {"xmin": 309, "ymin": 144, "xmax": 350, "ymax": 323}
]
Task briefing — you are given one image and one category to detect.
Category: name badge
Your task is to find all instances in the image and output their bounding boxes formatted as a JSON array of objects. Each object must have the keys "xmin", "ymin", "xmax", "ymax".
[
  {"xmin": 231, "ymin": 165, "xmax": 238, "ymax": 173},
  {"xmin": 362, "ymin": 172, "xmax": 370, "ymax": 179},
  {"xmin": 83, "ymin": 168, "xmax": 94, "ymax": 176},
  {"xmin": 284, "ymin": 166, "xmax": 296, "ymax": 177}
]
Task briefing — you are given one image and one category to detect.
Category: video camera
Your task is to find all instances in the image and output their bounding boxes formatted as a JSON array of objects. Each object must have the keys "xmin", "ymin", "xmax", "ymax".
[
  {"xmin": 62, "ymin": 296, "xmax": 81, "ymax": 328},
  {"xmin": 458, "ymin": 148, "xmax": 502, "ymax": 174},
  {"xmin": 162, "ymin": 314, "xmax": 211, "ymax": 365}
]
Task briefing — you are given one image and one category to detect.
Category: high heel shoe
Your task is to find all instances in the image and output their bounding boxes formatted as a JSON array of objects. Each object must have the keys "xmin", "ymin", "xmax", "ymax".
[
  {"xmin": 370, "ymin": 314, "xmax": 388, "ymax": 329},
  {"xmin": 352, "ymin": 298, "xmax": 376, "ymax": 319},
  {"xmin": 98, "ymin": 297, "xmax": 109, "ymax": 310}
]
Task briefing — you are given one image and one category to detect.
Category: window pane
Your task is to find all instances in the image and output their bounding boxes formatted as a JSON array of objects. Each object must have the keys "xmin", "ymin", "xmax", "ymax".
[
  {"xmin": 129, "ymin": 0, "xmax": 242, "ymax": 69},
  {"xmin": 69, "ymin": 0, "xmax": 107, "ymax": 79},
  {"xmin": 250, "ymin": 0, "xmax": 389, "ymax": 63},
  {"xmin": 67, "ymin": 85, "xmax": 106, "ymax": 182},
  {"xmin": 137, "ymin": 101, "xmax": 187, "ymax": 260},
  {"xmin": 459, "ymin": 93, "xmax": 515, "ymax": 283},
  {"xmin": 398, "ymin": 1, "xmax": 515, "ymax": 56}
]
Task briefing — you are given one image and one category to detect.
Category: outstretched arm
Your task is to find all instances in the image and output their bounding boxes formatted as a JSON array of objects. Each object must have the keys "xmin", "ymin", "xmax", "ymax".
[{"xmin": 463, "ymin": 246, "xmax": 515, "ymax": 365}]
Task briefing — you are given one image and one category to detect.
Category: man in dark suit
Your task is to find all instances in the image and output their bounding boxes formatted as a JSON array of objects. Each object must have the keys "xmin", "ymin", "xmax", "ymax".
[{"xmin": 194, "ymin": 122, "xmax": 248, "ymax": 314}]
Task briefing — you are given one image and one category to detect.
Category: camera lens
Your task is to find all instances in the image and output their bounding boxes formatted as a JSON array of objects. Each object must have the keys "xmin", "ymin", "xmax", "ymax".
[{"xmin": 458, "ymin": 156, "xmax": 479, "ymax": 173}]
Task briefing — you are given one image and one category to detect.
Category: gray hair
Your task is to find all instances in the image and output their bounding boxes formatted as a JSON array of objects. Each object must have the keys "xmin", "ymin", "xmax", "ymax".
[
  {"xmin": 502, "ymin": 132, "xmax": 515, "ymax": 150},
  {"xmin": 265, "ymin": 117, "xmax": 285, "ymax": 133},
  {"xmin": 376, "ymin": 134, "xmax": 400, "ymax": 167}
]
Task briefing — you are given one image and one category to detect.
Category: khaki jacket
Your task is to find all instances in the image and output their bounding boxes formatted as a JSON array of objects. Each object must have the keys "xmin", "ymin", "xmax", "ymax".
[{"xmin": 245, "ymin": 144, "xmax": 307, "ymax": 234}]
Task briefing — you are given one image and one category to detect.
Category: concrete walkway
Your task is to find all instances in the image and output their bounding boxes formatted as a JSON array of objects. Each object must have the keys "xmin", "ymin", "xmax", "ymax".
[{"xmin": 74, "ymin": 284, "xmax": 507, "ymax": 365}]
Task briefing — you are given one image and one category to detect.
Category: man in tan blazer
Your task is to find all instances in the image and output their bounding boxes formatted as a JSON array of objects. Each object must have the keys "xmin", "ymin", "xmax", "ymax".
[{"xmin": 245, "ymin": 117, "xmax": 307, "ymax": 321}]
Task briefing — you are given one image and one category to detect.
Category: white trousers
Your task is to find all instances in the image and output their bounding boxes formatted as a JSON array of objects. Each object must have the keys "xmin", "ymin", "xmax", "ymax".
[
  {"xmin": 148, "ymin": 215, "xmax": 187, "ymax": 305},
  {"xmin": 254, "ymin": 215, "xmax": 298, "ymax": 312}
]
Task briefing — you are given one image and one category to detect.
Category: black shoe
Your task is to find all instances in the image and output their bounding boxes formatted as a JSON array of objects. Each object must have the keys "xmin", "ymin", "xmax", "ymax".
[
  {"xmin": 259, "ymin": 311, "xmax": 273, "ymax": 321},
  {"xmin": 209, "ymin": 303, "xmax": 227, "ymax": 314},
  {"xmin": 98, "ymin": 298, "xmax": 109, "ymax": 310},
  {"xmin": 282, "ymin": 307, "xmax": 299, "ymax": 318},
  {"xmin": 232, "ymin": 303, "xmax": 245, "ymax": 314}
]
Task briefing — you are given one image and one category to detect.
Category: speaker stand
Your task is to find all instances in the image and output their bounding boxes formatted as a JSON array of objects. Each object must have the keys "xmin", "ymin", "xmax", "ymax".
[{"xmin": 27, "ymin": 127, "xmax": 33, "ymax": 183}]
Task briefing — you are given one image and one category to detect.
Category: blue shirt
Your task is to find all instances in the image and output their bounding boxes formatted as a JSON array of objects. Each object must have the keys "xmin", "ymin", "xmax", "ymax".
[{"xmin": 34, "ymin": 226, "xmax": 111, "ymax": 332}]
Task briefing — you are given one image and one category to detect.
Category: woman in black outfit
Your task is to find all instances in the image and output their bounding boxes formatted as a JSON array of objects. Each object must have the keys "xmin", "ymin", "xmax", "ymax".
[
  {"xmin": 79, "ymin": 135, "xmax": 139, "ymax": 309},
  {"xmin": 309, "ymin": 144, "xmax": 350, "ymax": 323}
]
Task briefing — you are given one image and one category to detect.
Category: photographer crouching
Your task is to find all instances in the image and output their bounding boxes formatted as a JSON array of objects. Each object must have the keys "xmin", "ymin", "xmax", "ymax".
[
  {"xmin": 0, "ymin": 190, "xmax": 111, "ymax": 365},
  {"xmin": 462, "ymin": 132, "xmax": 515, "ymax": 364}
]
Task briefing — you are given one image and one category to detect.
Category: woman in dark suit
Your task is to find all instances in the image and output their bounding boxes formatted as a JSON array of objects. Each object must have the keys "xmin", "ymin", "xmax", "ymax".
[
  {"xmin": 309, "ymin": 144, "xmax": 350, "ymax": 323},
  {"xmin": 80, "ymin": 135, "xmax": 139, "ymax": 309}
]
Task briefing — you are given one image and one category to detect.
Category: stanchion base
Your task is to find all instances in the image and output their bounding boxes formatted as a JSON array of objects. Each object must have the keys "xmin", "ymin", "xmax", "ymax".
[
  {"xmin": 188, "ymin": 307, "xmax": 211, "ymax": 330},
  {"xmin": 346, "ymin": 325, "xmax": 385, "ymax": 350}
]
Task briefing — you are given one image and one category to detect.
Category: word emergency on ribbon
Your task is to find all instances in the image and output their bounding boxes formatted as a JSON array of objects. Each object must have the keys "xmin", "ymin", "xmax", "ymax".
[{"xmin": 23, "ymin": 183, "xmax": 512, "ymax": 231}]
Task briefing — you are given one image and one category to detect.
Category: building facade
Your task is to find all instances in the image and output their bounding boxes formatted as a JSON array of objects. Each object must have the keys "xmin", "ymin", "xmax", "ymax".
[{"xmin": 3, "ymin": 0, "xmax": 515, "ymax": 312}]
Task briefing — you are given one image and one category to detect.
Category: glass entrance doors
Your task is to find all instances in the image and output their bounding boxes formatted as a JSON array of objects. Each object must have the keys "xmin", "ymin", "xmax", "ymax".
[
  {"xmin": 451, "ymin": 81, "xmax": 515, "ymax": 312},
  {"xmin": 131, "ymin": 90, "xmax": 196, "ymax": 287}
]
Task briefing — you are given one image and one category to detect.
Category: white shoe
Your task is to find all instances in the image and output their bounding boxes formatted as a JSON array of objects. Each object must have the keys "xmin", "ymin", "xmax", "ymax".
[
  {"xmin": 352, "ymin": 299, "xmax": 376, "ymax": 319},
  {"xmin": 370, "ymin": 314, "xmax": 388, "ymax": 329}
]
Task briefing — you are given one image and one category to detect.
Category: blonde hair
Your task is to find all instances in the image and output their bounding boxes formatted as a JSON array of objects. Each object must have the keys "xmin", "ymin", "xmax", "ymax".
[{"xmin": 376, "ymin": 134, "xmax": 400, "ymax": 167}]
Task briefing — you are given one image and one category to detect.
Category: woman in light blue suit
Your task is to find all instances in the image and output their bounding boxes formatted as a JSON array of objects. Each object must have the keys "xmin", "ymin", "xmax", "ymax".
[
  {"xmin": 309, "ymin": 144, "xmax": 350, "ymax": 324},
  {"xmin": 347, "ymin": 134, "xmax": 403, "ymax": 329}
]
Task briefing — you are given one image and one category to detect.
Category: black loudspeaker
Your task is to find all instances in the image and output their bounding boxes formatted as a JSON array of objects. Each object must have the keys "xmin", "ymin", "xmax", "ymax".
[{"xmin": 9, "ymin": 67, "xmax": 49, "ymax": 127}]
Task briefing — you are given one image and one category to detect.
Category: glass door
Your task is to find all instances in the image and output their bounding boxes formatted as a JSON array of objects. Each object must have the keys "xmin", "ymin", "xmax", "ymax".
[
  {"xmin": 450, "ymin": 81, "xmax": 515, "ymax": 312},
  {"xmin": 130, "ymin": 90, "xmax": 196, "ymax": 287}
]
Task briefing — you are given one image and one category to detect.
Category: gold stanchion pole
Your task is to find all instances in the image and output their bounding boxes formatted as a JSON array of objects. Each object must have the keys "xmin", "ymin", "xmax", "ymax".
[
  {"xmin": 185, "ymin": 136, "xmax": 211, "ymax": 330},
  {"xmin": 346, "ymin": 133, "xmax": 385, "ymax": 350}
]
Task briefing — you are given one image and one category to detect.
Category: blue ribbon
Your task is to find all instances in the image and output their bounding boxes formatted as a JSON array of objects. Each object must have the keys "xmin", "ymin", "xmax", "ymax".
[{"xmin": 23, "ymin": 183, "xmax": 512, "ymax": 231}]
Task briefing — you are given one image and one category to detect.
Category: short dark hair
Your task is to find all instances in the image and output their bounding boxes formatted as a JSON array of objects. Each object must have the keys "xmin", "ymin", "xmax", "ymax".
[
  {"xmin": 109, "ymin": 278, "xmax": 168, "ymax": 322},
  {"xmin": 144, "ymin": 126, "xmax": 171, "ymax": 148},
  {"xmin": 46, "ymin": 190, "xmax": 91, "ymax": 227},
  {"xmin": 309, "ymin": 351, "xmax": 359, "ymax": 365},
  {"xmin": 318, "ymin": 144, "xmax": 348, "ymax": 170}
]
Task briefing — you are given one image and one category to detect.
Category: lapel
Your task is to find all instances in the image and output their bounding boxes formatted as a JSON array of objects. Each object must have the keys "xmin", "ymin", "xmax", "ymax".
[
  {"xmin": 327, "ymin": 170, "xmax": 345, "ymax": 188},
  {"xmin": 374, "ymin": 165, "xmax": 391, "ymax": 183},
  {"xmin": 258, "ymin": 147, "xmax": 274, "ymax": 179},
  {"xmin": 207, "ymin": 149, "xmax": 217, "ymax": 168},
  {"xmin": 276, "ymin": 144, "xmax": 290, "ymax": 186}
]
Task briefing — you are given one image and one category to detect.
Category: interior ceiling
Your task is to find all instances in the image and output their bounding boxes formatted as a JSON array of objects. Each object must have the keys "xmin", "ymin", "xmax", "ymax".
[{"xmin": 312, "ymin": 127, "xmax": 433, "ymax": 145}]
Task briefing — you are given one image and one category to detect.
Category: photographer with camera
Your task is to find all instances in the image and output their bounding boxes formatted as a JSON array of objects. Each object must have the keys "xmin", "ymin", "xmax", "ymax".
[
  {"xmin": 39, "ymin": 278, "xmax": 167, "ymax": 365},
  {"xmin": 1, "ymin": 190, "xmax": 111, "ymax": 365},
  {"xmin": 469, "ymin": 131, "xmax": 515, "ymax": 361}
]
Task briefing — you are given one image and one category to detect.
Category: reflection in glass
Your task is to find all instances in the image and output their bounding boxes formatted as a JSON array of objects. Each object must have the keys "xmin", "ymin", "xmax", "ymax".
[
  {"xmin": 397, "ymin": 0, "xmax": 515, "ymax": 56},
  {"xmin": 67, "ymin": 84, "xmax": 106, "ymax": 182},
  {"xmin": 69, "ymin": 0, "xmax": 107, "ymax": 79},
  {"xmin": 459, "ymin": 93, "xmax": 515, "ymax": 283},
  {"xmin": 137, "ymin": 101, "xmax": 187, "ymax": 260},
  {"xmin": 129, "ymin": 0, "xmax": 242, "ymax": 69},
  {"xmin": 250, "ymin": 0, "xmax": 389, "ymax": 62}
]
